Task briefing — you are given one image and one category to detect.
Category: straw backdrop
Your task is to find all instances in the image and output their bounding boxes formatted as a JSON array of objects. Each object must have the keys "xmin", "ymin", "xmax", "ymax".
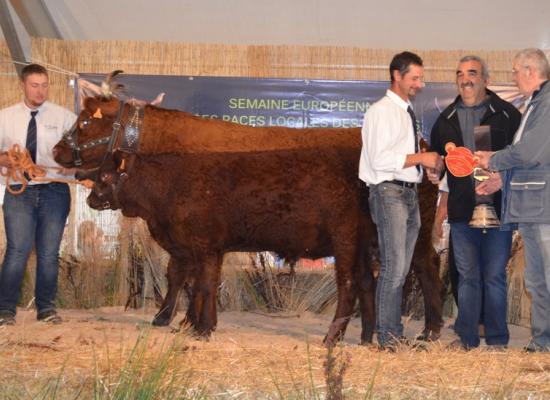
[{"xmin": 2, "ymin": 39, "xmax": 535, "ymax": 110}]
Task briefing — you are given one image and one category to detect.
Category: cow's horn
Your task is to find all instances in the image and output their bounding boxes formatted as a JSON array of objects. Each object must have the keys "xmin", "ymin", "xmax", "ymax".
[
  {"xmin": 105, "ymin": 70, "xmax": 123, "ymax": 84},
  {"xmin": 100, "ymin": 70, "xmax": 124, "ymax": 99}
]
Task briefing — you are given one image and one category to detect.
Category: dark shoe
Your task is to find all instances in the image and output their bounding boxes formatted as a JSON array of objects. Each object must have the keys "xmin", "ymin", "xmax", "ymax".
[
  {"xmin": 523, "ymin": 343, "xmax": 550, "ymax": 353},
  {"xmin": 37, "ymin": 310, "xmax": 62, "ymax": 324},
  {"xmin": 0, "ymin": 312, "xmax": 15, "ymax": 326},
  {"xmin": 524, "ymin": 345, "xmax": 537, "ymax": 353}
]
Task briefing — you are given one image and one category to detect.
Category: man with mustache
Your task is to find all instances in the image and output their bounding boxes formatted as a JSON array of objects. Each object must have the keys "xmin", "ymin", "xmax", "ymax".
[
  {"xmin": 360, "ymin": 51, "xmax": 443, "ymax": 350},
  {"xmin": 476, "ymin": 48, "xmax": 550, "ymax": 353},
  {"xmin": 429, "ymin": 56, "xmax": 521, "ymax": 349}
]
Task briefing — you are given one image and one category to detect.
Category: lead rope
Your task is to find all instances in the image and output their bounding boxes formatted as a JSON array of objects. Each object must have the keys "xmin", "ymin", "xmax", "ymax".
[{"xmin": 0, "ymin": 144, "xmax": 90, "ymax": 195}]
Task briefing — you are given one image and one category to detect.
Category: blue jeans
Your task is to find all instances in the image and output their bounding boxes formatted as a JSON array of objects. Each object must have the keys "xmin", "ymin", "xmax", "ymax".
[
  {"xmin": 369, "ymin": 182, "xmax": 420, "ymax": 345},
  {"xmin": 0, "ymin": 183, "xmax": 70, "ymax": 316},
  {"xmin": 451, "ymin": 222, "xmax": 512, "ymax": 348},
  {"xmin": 519, "ymin": 223, "xmax": 550, "ymax": 352}
]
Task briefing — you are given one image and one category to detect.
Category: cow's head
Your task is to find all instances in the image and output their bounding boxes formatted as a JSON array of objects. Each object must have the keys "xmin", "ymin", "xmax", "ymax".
[
  {"xmin": 86, "ymin": 151, "xmax": 135, "ymax": 211},
  {"xmin": 53, "ymin": 71, "xmax": 125, "ymax": 169}
]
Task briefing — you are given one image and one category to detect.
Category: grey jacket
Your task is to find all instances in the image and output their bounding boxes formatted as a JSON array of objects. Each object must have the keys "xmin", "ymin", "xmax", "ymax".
[{"xmin": 490, "ymin": 80, "xmax": 550, "ymax": 224}]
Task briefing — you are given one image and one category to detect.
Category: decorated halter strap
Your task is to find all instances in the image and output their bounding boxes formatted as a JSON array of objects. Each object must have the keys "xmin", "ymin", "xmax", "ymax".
[{"xmin": 117, "ymin": 105, "xmax": 144, "ymax": 153}]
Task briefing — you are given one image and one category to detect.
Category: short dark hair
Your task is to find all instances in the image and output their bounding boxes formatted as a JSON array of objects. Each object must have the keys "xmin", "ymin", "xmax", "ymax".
[
  {"xmin": 20, "ymin": 64, "xmax": 48, "ymax": 81},
  {"xmin": 389, "ymin": 51, "xmax": 423, "ymax": 82}
]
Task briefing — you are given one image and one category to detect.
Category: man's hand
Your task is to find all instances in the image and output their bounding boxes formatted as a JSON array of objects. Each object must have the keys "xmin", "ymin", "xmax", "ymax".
[
  {"xmin": 405, "ymin": 151, "xmax": 444, "ymax": 171},
  {"xmin": 426, "ymin": 168, "xmax": 440, "ymax": 185},
  {"xmin": 475, "ymin": 172, "xmax": 503, "ymax": 195},
  {"xmin": 474, "ymin": 150, "xmax": 495, "ymax": 170},
  {"xmin": 422, "ymin": 151, "xmax": 444, "ymax": 170},
  {"xmin": 80, "ymin": 179, "xmax": 95, "ymax": 189},
  {"xmin": 0, "ymin": 152, "xmax": 12, "ymax": 168},
  {"xmin": 58, "ymin": 167, "xmax": 76, "ymax": 176}
]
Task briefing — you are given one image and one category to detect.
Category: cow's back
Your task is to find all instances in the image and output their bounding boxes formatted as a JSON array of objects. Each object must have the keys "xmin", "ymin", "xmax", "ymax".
[{"xmin": 142, "ymin": 106, "xmax": 362, "ymax": 154}]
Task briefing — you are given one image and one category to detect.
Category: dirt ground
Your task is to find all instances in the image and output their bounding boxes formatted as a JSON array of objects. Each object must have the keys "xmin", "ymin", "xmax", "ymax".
[
  {"xmin": 0, "ymin": 306, "xmax": 532, "ymax": 352},
  {"xmin": 0, "ymin": 307, "xmax": 548, "ymax": 398}
]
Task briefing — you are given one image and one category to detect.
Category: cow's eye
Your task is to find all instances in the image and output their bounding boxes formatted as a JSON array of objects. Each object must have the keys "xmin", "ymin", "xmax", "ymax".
[{"xmin": 79, "ymin": 119, "xmax": 90, "ymax": 130}]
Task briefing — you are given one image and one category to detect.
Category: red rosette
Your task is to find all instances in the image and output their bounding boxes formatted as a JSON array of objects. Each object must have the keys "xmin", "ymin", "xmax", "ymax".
[{"xmin": 444, "ymin": 142, "xmax": 479, "ymax": 177}]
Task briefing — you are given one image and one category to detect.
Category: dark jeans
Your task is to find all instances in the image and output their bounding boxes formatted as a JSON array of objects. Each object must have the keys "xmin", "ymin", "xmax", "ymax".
[
  {"xmin": 0, "ymin": 183, "xmax": 70, "ymax": 316},
  {"xmin": 451, "ymin": 222, "xmax": 512, "ymax": 347},
  {"xmin": 369, "ymin": 182, "xmax": 420, "ymax": 345}
]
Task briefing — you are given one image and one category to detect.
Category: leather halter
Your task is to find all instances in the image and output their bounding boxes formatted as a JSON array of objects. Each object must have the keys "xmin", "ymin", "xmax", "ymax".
[
  {"xmin": 93, "ymin": 152, "xmax": 136, "ymax": 210},
  {"xmin": 61, "ymin": 100, "xmax": 126, "ymax": 167}
]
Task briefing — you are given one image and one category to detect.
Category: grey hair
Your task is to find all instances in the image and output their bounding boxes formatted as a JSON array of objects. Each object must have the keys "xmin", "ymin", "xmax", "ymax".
[
  {"xmin": 514, "ymin": 48, "xmax": 550, "ymax": 79},
  {"xmin": 458, "ymin": 55, "xmax": 490, "ymax": 80}
]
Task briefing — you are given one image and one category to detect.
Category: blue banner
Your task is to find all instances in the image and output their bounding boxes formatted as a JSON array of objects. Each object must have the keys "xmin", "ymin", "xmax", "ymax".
[{"xmin": 78, "ymin": 74, "xmax": 460, "ymax": 141}]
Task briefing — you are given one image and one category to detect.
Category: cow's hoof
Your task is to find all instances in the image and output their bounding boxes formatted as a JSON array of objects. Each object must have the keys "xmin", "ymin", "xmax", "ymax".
[
  {"xmin": 322, "ymin": 335, "xmax": 337, "ymax": 348},
  {"xmin": 416, "ymin": 330, "xmax": 441, "ymax": 342},
  {"xmin": 151, "ymin": 314, "xmax": 171, "ymax": 326},
  {"xmin": 191, "ymin": 329, "xmax": 212, "ymax": 341},
  {"xmin": 360, "ymin": 335, "xmax": 373, "ymax": 346},
  {"xmin": 194, "ymin": 334, "xmax": 211, "ymax": 342}
]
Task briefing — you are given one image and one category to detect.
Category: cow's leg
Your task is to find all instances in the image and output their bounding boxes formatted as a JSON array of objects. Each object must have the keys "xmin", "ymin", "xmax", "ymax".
[
  {"xmin": 357, "ymin": 258, "xmax": 376, "ymax": 345},
  {"xmin": 411, "ymin": 248, "xmax": 445, "ymax": 340},
  {"xmin": 181, "ymin": 279, "xmax": 196, "ymax": 327},
  {"xmin": 183, "ymin": 277, "xmax": 202, "ymax": 333},
  {"xmin": 324, "ymin": 243, "xmax": 358, "ymax": 347},
  {"xmin": 182, "ymin": 254, "xmax": 223, "ymax": 338},
  {"xmin": 414, "ymin": 180, "xmax": 444, "ymax": 340},
  {"xmin": 152, "ymin": 257, "xmax": 186, "ymax": 326},
  {"xmin": 356, "ymin": 187, "xmax": 378, "ymax": 345},
  {"xmin": 196, "ymin": 255, "xmax": 223, "ymax": 336}
]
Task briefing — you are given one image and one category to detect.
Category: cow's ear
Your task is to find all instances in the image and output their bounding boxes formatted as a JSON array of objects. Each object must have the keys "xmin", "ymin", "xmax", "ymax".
[
  {"xmin": 112, "ymin": 150, "xmax": 126, "ymax": 167},
  {"xmin": 113, "ymin": 150, "xmax": 136, "ymax": 172}
]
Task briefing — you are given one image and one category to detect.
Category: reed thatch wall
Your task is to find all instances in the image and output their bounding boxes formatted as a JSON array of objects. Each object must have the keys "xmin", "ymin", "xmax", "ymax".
[{"xmin": 1, "ymin": 38, "xmax": 532, "ymax": 111}]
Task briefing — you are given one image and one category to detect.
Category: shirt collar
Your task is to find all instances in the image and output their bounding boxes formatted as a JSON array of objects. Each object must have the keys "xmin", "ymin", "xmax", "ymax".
[
  {"xmin": 457, "ymin": 95, "xmax": 489, "ymax": 110},
  {"xmin": 532, "ymin": 80, "xmax": 549, "ymax": 100},
  {"xmin": 21, "ymin": 101, "xmax": 47, "ymax": 114},
  {"xmin": 386, "ymin": 89, "xmax": 411, "ymax": 111}
]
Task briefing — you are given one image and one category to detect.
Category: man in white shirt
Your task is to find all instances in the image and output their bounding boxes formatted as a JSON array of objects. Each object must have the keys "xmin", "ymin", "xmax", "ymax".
[
  {"xmin": 359, "ymin": 51, "xmax": 443, "ymax": 350},
  {"xmin": 0, "ymin": 64, "xmax": 76, "ymax": 326}
]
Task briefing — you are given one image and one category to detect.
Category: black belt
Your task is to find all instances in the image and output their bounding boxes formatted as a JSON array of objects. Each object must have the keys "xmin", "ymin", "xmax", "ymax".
[{"xmin": 384, "ymin": 180, "xmax": 417, "ymax": 188}]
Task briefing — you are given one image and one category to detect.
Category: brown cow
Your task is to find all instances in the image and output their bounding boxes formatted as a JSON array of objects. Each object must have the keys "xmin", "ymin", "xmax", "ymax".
[
  {"xmin": 52, "ymin": 97, "xmax": 361, "ymax": 169},
  {"xmin": 88, "ymin": 148, "xmax": 375, "ymax": 345},
  {"xmin": 54, "ymin": 94, "xmax": 444, "ymax": 341}
]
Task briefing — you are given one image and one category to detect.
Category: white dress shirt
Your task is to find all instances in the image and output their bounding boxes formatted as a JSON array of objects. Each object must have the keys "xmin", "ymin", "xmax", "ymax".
[
  {"xmin": 359, "ymin": 89, "xmax": 422, "ymax": 185},
  {"xmin": 0, "ymin": 101, "xmax": 77, "ymax": 184}
]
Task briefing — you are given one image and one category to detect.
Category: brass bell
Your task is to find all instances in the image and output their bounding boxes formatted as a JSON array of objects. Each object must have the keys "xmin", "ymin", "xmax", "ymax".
[{"xmin": 469, "ymin": 203, "xmax": 500, "ymax": 232}]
